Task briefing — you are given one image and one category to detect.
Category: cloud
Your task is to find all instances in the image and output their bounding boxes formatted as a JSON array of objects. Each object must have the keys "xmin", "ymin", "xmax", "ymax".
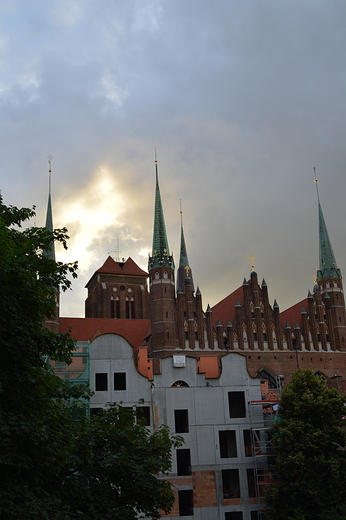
[{"xmin": 1, "ymin": 0, "xmax": 346, "ymax": 318}]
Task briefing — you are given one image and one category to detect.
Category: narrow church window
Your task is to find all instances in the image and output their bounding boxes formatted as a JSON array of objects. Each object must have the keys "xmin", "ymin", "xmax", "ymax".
[
  {"xmin": 115, "ymin": 297, "xmax": 120, "ymax": 318},
  {"xmin": 155, "ymin": 272, "xmax": 159, "ymax": 279},
  {"xmin": 131, "ymin": 298, "xmax": 135, "ymax": 319},
  {"xmin": 178, "ymin": 489, "xmax": 193, "ymax": 516},
  {"xmin": 219, "ymin": 430, "xmax": 237, "ymax": 458},
  {"xmin": 174, "ymin": 409, "xmax": 189, "ymax": 432},
  {"xmin": 110, "ymin": 297, "xmax": 115, "ymax": 318},
  {"xmin": 176, "ymin": 448, "xmax": 191, "ymax": 475},
  {"xmin": 114, "ymin": 372, "xmax": 126, "ymax": 390},
  {"xmin": 95, "ymin": 373, "xmax": 108, "ymax": 391},
  {"xmin": 164, "ymin": 271, "xmax": 168, "ymax": 279},
  {"xmin": 126, "ymin": 298, "xmax": 129, "ymax": 319},
  {"xmin": 166, "ymin": 311, "xmax": 168, "ymax": 318},
  {"xmin": 222, "ymin": 469, "xmax": 240, "ymax": 498},
  {"xmin": 228, "ymin": 392, "xmax": 246, "ymax": 418}
]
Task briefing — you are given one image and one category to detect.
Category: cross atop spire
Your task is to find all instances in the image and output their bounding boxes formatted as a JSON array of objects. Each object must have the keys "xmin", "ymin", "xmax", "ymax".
[
  {"xmin": 148, "ymin": 151, "xmax": 174, "ymax": 271},
  {"xmin": 314, "ymin": 168, "xmax": 341, "ymax": 280}
]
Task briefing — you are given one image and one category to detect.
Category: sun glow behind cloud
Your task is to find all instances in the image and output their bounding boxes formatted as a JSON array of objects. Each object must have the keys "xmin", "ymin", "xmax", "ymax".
[{"xmin": 55, "ymin": 166, "xmax": 127, "ymax": 274}]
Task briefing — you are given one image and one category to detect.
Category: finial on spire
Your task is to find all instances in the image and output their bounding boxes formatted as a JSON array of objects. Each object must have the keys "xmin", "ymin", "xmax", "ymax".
[
  {"xmin": 247, "ymin": 254, "xmax": 257, "ymax": 272},
  {"xmin": 313, "ymin": 166, "xmax": 321, "ymax": 203},
  {"xmin": 47, "ymin": 155, "xmax": 53, "ymax": 194}
]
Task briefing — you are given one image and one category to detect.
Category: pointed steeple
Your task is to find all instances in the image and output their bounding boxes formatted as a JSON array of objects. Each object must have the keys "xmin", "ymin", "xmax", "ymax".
[
  {"xmin": 314, "ymin": 170, "xmax": 341, "ymax": 280},
  {"xmin": 43, "ymin": 157, "xmax": 55, "ymax": 261},
  {"xmin": 148, "ymin": 152, "xmax": 174, "ymax": 271},
  {"xmin": 177, "ymin": 201, "xmax": 194, "ymax": 292}
]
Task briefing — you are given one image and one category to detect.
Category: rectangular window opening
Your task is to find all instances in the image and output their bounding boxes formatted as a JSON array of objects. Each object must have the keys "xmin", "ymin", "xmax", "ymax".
[
  {"xmin": 247, "ymin": 468, "xmax": 256, "ymax": 498},
  {"xmin": 95, "ymin": 373, "xmax": 108, "ymax": 391},
  {"xmin": 177, "ymin": 448, "xmax": 191, "ymax": 476},
  {"xmin": 219, "ymin": 430, "xmax": 237, "ymax": 458},
  {"xmin": 174, "ymin": 409, "xmax": 189, "ymax": 433},
  {"xmin": 243, "ymin": 429, "xmax": 252, "ymax": 456},
  {"xmin": 114, "ymin": 372, "xmax": 126, "ymax": 391},
  {"xmin": 222, "ymin": 469, "xmax": 240, "ymax": 499},
  {"xmin": 225, "ymin": 512, "xmax": 243, "ymax": 520},
  {"xmin": 228, "ymin": 391, "xmax": 246, "ymax": 418},
  {"xmin": 178, "ymin": 489, "xmax": 193, "ymax": 516},
  {"xmin": 136, "ymin": 406, "xmax": 150, "ymax": 426}
]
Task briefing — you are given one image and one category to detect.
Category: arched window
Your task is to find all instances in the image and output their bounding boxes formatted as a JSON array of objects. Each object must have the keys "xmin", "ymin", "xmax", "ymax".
[
  {"xmin": 171, "ymin": 381, "xmax": 189, "ymax": 388},
  {"xmin": 155, "ymin": 272, "xmax": 159, "ymax": 280}
]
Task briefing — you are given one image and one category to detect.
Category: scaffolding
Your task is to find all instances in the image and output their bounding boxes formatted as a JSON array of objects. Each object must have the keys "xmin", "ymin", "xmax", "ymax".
[
  {"xmin": 52, "ymin": 341, "xmax": 90, "ymax": 418},
  {"xmin": 247, "ymin": 377, "xmax": 282, "ymax": 519}
]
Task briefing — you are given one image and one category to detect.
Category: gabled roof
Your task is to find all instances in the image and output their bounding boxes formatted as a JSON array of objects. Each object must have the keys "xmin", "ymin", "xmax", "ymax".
[
  {"xmin": 85, "ymin": 256, "xmax": 148, "ymax": 287},
  {"xmin": 97, "ymin": 256, "xmax": 148, "ymax": 277},
  {"xmin": 211, "ymin": 285, "xmax": 244, "ymax": 328},
  {"xmin": 59, "ymin": 317, "xmax": 151, "ymax": 350}
]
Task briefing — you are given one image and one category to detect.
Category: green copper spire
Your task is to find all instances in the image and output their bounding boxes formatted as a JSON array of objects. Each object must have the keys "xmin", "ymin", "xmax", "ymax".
[
  {"xmin": 314, "ymin": 170, "xmax": 341, "ymax": 280},
  {"xmin": 177, "ymin": 201, "xmax": 194, "ymax": 291},
  {"xmin": 148, "ymin": 153, "xmax": 174, "ymax": 270},
  {"xmin": 43, "ymin": 157, "xmax": 55, "ymax": 261}
]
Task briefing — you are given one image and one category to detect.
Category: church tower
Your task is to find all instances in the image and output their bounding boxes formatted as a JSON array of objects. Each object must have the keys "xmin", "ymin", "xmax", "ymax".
[
  {"xmin": 314, "ymin": 171, "xmax": 346, "ymax": 350},
  {"xmin": 43, "ymin": 157, "xmax": 60, "ymax": 333},
  {"xmin": 148, "ymin": 154, "xmax": 176, "ymax": 355}
]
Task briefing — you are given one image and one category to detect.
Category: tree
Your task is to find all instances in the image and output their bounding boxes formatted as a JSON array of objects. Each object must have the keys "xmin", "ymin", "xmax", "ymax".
[
  {"xmin": 0, "ymin": 196, "xmax": 181, "ymax": 519},
  {"xmin": 61, "ymin": 403, "xmax": 183, "ymax": 520},
  {"xmin": 266, "ymin": 368, "xmax": 346, "ymax": 520},
  {"xmin": 0, "ymin": 195, "xmax": 82, "ymax": 519}
]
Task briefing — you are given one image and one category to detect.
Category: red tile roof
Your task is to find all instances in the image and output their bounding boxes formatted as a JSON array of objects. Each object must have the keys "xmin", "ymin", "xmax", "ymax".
[
  {"xmin": 211, "ymin": 285, "xmax": 244, "ymax": 327},
  {"xmin": 59, "ymin": 317, "xmax": 151, "ymax": 350},
  {"xmin": 96, "ymin": 256, "xmax": 148, "ymax": 277},
  {"xmin": 280, "ymin": 298, "xmax": 308, "ymax": 328}
]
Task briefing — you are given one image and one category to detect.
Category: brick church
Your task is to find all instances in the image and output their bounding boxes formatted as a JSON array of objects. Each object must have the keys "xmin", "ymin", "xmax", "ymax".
[
  {"xmin": 57, "ymin": 159, "xmax": 346, "ymax": 390},
  {"xmin": 46, "ymin": 159, "xmax": 346, "ymax": 520}
]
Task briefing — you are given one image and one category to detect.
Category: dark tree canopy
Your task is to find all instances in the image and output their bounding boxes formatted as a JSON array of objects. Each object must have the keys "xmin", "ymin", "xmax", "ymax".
[
  {"xmin": 0, "ymin": 196, "xmax": 180, "ymax": 519},
  {"xmin": 266, "ymin": 368, "xmax": 346, "ymax": 520}
]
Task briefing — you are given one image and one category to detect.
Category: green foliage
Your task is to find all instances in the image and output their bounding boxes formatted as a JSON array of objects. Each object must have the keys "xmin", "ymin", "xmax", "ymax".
[
  {"xmin": 61, "ymin": 403, "xmax": 183, "ymax": 520},
  {"xmin": 0, "ymin": 196, "xmax": 180, "ymax": 519},
  {"xmin": 266, "ymin": 368, "xmax": 346, "ymax": 520},
  {"xmin": 0, "ymin": 195, "xmax": 83, "ymax": 519}
]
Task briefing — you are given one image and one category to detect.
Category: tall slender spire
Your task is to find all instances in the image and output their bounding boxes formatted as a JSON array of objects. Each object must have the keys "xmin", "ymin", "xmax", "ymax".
[
  {"xmin": 148, "ymin": 150, "xmax": 174, "ymax": 270},
  {"xmin": 314, "ymin": 168, "xmax": 341, "ymax": 280},
  {"xmin": 43, "ymin": 156, "xmax": 55, "ymax": 261},
  {"xmin": 177, "ymin": 200, "xmax": 194, "ymax": 291}
]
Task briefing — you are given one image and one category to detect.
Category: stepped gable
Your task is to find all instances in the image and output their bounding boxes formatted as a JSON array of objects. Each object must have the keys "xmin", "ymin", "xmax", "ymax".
[
  {"xmin": 211, "ymin": 285, "xmax": 243, "ymax": 328},
  {"xmin": 59, "ymin": 317, "xmax": 151, "ymax": 350},
  {"xmin": 280, "ymin": 298, "xmax": 308, "ymax": 328}
]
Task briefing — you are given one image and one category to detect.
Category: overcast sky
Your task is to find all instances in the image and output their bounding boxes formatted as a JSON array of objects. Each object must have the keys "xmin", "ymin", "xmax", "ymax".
[{"xmin": 1, "ymin": 0, "xmax": 346, "ymax": 318}]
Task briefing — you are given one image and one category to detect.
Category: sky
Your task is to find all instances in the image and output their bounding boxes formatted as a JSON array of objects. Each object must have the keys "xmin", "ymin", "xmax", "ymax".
[{"xmin": 1, "ymin": 0, "xmax": 346, "ymax": 318}]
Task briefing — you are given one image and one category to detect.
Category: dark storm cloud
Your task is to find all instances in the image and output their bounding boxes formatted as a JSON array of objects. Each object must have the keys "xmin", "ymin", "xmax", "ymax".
[{"xmin": 1, "ymin": 0, "xmax": 345, "ymax": 316}]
